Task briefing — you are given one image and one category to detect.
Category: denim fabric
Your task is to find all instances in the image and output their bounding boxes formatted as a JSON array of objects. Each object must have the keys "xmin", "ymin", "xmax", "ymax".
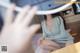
[{"xmin": 15, "ymin": 0, "xmax": 64, "ymax": 10}]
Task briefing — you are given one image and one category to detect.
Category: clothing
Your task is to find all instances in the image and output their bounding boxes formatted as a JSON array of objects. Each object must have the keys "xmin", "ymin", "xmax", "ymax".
[
  {"xmin": 0, "ymin": 0, "xmax": 74, "ymax": 53},
  {"xmin": 40, "ymin": 16, "xmax": 74, "ymax": 46},
  {"xmin": 0, "ymin": 0, "xmax": 73, "ymax": 43},
  {"xmin": 13, "ymin": 0, "xmax": 64, "ymax": 10}
]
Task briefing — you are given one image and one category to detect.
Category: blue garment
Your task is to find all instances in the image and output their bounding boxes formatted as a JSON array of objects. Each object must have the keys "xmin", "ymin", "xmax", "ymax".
[{"xmin": 15, "ymin": 0, "xmax": 64, "ymax": 10}]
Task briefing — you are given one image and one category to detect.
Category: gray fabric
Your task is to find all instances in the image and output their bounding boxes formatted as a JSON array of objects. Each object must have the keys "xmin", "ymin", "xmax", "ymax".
[{"xmin": 40, "ymin": 16, "xmax": 74, "ymax": 44}]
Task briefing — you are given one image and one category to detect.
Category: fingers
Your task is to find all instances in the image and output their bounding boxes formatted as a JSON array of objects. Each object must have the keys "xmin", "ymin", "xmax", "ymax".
[
  {"xmin": 46, "ymin": 43, "xmax": 61, "ymax": 50},
  {"xmin": 46, "ymin": 41, "xmax": 61, "ymax": 49},
  {"xmin": 40, "ymin": 40, "xmax": 61, "ymax": 51},
  {"xmin": 5, "ymin": 4, "xmax": 15, "ymax": 25},
  {"xmin": 42, "ymin": 45, "xmax": 59, "ymax": 51},
  {"xmin": 28, "ymin": 24, "xmax": 40, "ymax": 36},
  {"xmin": 14, "ymin": 5, "xmax": 38, "ymax": 27},
  {"xmin": 38, "ymin": 38, "xmax": 43, "ymax": 46},
  {"xmin": 15, "ymin": 5, "xmax": 31, "ymax": 23},
  {"xmin": 22, "ymin": 6, "xmax": 38, "ymax": 26}
]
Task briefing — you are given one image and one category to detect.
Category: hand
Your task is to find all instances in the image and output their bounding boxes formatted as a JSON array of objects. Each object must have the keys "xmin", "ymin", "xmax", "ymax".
[
  {"xmin": 38, "ymin": 39, "xmax": 61, "ymax": 52},
  {"xmin": 0, "ymin": 4, "xmax": 40, "ymax": 53}
]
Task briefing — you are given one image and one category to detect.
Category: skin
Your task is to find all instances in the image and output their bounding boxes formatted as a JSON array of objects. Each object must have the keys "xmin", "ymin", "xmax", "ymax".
[
  {"xmin": 38, "ymin": 14, "xmax": 61, "ymax": 53},
  {"xmin": 46, "ymin": 14, "xmax": 53, "ymax": 31},
  {"xmin": 0, "ymin": 4, "xmax": 40, "ymax": 53},
  {"xmin": 0, "ymin": 4, "xmax": 61, "ymax": 53},
  {"xmin": 35, "ymin": 14, "xmax": 62, "ymax": 52},
  {"xmin": 38, "ymin": 39, "xmax": 61, "ymax": 53}
]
